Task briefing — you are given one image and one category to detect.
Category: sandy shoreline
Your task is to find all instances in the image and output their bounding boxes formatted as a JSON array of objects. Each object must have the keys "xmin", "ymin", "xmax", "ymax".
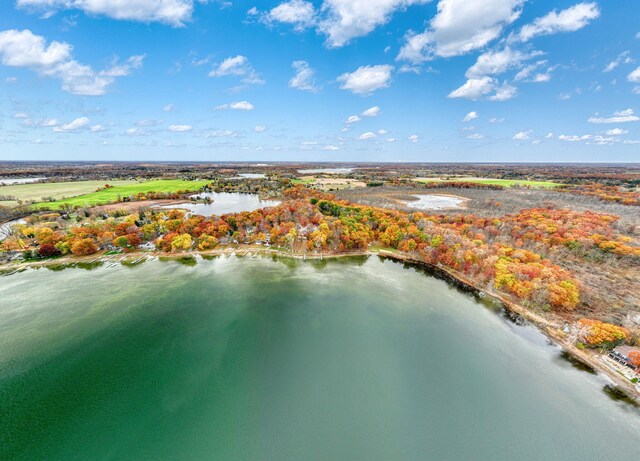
[{"xmin": 1, "ymin": 245, "xmax": 638, "ymax": 401}]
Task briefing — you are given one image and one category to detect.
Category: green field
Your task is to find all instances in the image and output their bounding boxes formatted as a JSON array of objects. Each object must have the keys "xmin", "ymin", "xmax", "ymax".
[
  {"xmin": 32, "ymin": 179, "xmax": 209, "ymax": 209},
  {"xmin": 0, "ymin": 180, "xmax": 136, "ymax": 207},
  {"xmin": 414, "ymin": 178, "xmax": 563, "ymax": 188}
]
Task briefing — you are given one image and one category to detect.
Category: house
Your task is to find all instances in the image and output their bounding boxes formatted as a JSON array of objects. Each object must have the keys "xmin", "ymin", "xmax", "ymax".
[{"xmin": 609, "ymin": 346, "xmax": 640, "ymax": 370}]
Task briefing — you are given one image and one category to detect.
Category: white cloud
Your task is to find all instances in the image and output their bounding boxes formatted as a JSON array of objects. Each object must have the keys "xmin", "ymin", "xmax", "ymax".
[
  {"xmin": 628, "ymin": 66, "xmax": 640, "ymax": 83},
  {"xmin": 513, "ymin": 129, "xmax": 532, "ymax": 140},
  {"xmin": 255, "ymin": 125, "xmax": 267, "ymax": 132},
  {"xmin": 466, "ymin": 48, "xmax": 535, "ymax": 78},
  {"xmin": 323, "ymin": 145, "xmax": 339, "ymax": 150},
  {"xmin": 204, "ymin": 129, "xmax": 237, "ymax": 138},
  {"xmin": 398, "ymin": 0, "xmax": 523, "ymax": 62},
  {"xmin": 23, "ymin": 117, "xmax": 60, "ymax": 128},
  {"xmin": 448, "ymin": 77, "xmax": 495, "ymax": 100},
  {"xmin": 514, "ymin": 60, "xmax": 547, "ymax": 81},
  {"xmin": 168, "ymin": 124, "xmax": 192, "ymax": 132},
  {"xmin": 266, "ymin": 0, "xmax": 315, "ymax": 29},
  {"xmin": 53, "ymin": 116, "xmax": 90, "ymax": 132},
  {"xmin": 209, "ymin": 55, "xmax": 264, "ymax": 85},
  {"xmin": 558, "ymin": 133, "xmax": 620, "ymax": 145},
  {"xmin": 463, "ymin": 111, "xmax": 478, "ymax": 122},
  {"xmin": 358, "ymin": 131, "xmax": 377, "ymax": 140},
  {"xmin": 489, "ymin": 82, "xmax": 517, "ymax": 101},
  {"xmin": 604, "ymin": 51, "xmax": 632, "ymax": 73},
  {"xmin": 320, "ymin": 0, "xmax": 428, "ymax": 47},
  {"xmin": 588, "ymin": 109, "xmax": 640, "ymax": 124},
  {"xmin": 16, "ymin": 0, "xmax": 193, "ymax": 26},
  {"xmin": 13, "ymin": 112, "xmax": 29, "ymax": 119},
  {"xmin": 163, "ymin": 104, "xmax": 175, "ymax": 112},
  {"xmin": 408, "ymin": 134, "xmax": 419, "ymax": 142},
  {"xmin": 89, "ymin": 124, "xmax": 104, "ymax": 132},
  {"xmin": 214, "ymin": 101, "xmax": 255, "ymax": 111},
  {"xmin": 605, "ymin": 128, "xmax": 627, "ymax": 135},
  {"xmin": 515, "ymin": 2, "xmax": 599, "ymax": 42},
  {"xmin": 361, "ymin": 106, "xmax": 381, "ymax": 117},
  {"xmin": 0, "ymin": 29, "xmax": 142, "ymax": 95},
  {"xmin": 531, "ymin": 72, "xmax": 551, "ymax": 82},
  {"xmin": 467, "ymin": 133, "xmax": 484, "ymax": 139},
  {"xmin": 126, "ymin": 127, "xmax": 145, "ymax": 136},
  {"xmin": 289, "ymin": 60, "xmax": 320, "ymax": 92},
  {"xmin": 337, "ymin": 64, "xmax": 393, "ymax": 95},
  {"xmin": 346, "ymin": 115, "xmax": 361, "ymax": 123}
]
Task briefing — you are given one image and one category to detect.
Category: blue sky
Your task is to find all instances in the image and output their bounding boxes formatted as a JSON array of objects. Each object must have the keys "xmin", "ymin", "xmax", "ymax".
[{"xmin": 0, "ymin": 0, "xmax": 639, "ymax": 162}]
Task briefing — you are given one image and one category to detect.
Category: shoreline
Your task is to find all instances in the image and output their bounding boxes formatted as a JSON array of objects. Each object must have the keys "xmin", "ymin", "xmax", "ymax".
[{"xmin": 1, "ymin": 245, "xmax": 638, "ymax": 401}]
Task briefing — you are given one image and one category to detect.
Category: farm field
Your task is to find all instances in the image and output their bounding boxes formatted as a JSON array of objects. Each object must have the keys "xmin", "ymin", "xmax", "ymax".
[
  {"xmin": 0, "ymin": 180, "xmax": 136, "ymax": 207},
  {"xmin": 33, "ymin": 179, "xmax": 209, "ymax": 209},
  {"xmin": 414, "ymin": 178, "xmax": 563, "ymax": 188}
]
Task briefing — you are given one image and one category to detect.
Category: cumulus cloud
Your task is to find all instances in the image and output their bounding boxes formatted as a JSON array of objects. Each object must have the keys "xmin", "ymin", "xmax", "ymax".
[
  {"xmin": 605, "ymin": 128, "xmax": 627, "ymax": 135},
  {"xmin": 214, "ymin": 101, "xmax": 255, "ymax": 111},
  {"xmin": 323, "ymin": 145, "xmax": 339, "ymax": 150},
  {"xmin": 16, "ymin": 0, "xmax": 194, "ymax": 26},
  {"xmin": 408, "ymin": 134, "xmax": 419, "ymax": 142},
  {"xmin": 466, "ymin": 48, "xmax": 536, "ymax": 78},
  {"xmin": 320, "ymin": 0, "xmax": 428, "ymax": 47},
  {"xmin": 0, "ymin": 29, "xmax": 143, "ymax": 95},
  {"xmin": 467, "ymin": 133, "xmax": 484, "ymax": 139},
  {"xmin": 53, "ymin": 116, "xmax": 90, "ymax": 132},
  {"xmin": 337, "ymin": 64, "xmax": 393, "ymax": 95},
  {"xmin": 163, "ymin": 104, "xmax": 175, "ymax": 112},
  {"xmin": 265, "ymin": 0, "xmax": 315, "ymax": 29},
  {"xmin": 289, "ymin": 60, "xmax": 320, "ymax": 92},
  {"xmin": 346, "ymin": 115, "xmax": 361, "ymax": 123},
  {"xmin": 514, "ymin": 2, "xmax": 599, "ymax": 42},
  {"xmin": 513, "ymin": 129, "xmax": 532, "ymax": 140},
  {"xmin": 361, "ymin": 106, "xmax": 381, "ymax": 117},
  {"xmin": 398, "ymin": 0, "xmax": 523, "ymax": 62},
  {"xmin": 209, "ymin": 55, "xmax": 264, "ymax": 85},
  {"xmin": 588, "ymin": 108, "xmax": 640, "ymax": 124},
  {"xmin": 357, "ymin": 131, "xmax": 377, "ymax": 140},
  {"xmin": 168, "ymin": 124, "xmax": 192, "ymax": 132},
  {"xmin": 463, "ymin": 111, "xmax": 478, "ymax": 122},
  {"xmin": 489, "ymin": 82, "xmax": 517, "ymax": 101},
  {"xmin": 448, "ymin": 77, "xmax": 495, "ymax": 100},
  {"xmin": 628, "ymin": 66, "xmax": 640, "ymax": 82}
]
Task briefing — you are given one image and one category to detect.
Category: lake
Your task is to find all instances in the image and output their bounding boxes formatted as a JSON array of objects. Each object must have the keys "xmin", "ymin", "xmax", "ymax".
[
  {"xmin": 404, "ymin": 194, "xmax": 466, "ymax": 210},
  {"xmin": 157, "ymin": 192, "xmax": 281, "ymax": 216},
  {"xmin": 1, "ymin": 256, "xmax": 639, "ymax": 460},
  {"xmin": 0, "ymin": 177, "xmax": 47, "ymax": 185}
]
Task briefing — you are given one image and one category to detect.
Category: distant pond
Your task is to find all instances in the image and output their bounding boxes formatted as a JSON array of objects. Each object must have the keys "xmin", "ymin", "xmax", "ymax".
[
  {"xmin": 404, "ymin": 194, "xmax": 466, "ymax": 210},
  {"xmin": 0, "ymin": 177, "xmax": 47, "ymax": 185},
  {"xmin": 157, "ymin": 192, "xmax": 280, "ymax": 216}
]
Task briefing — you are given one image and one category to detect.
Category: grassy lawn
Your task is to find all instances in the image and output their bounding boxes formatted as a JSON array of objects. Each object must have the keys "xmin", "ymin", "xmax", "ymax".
[
  {"xmin": 0, "ymin": 180, "xmax": 136, "ymax": 207},
  {"xmin": 415, "ymin": 178, "xmax": 562, "ymax": 188},
  {"xmin": 33, "ymin": 179, "xmax": 209, "ymax": 209},
  {"xmin": 292, "ymin": 178, "xmax": 315, "ymax": 184}
]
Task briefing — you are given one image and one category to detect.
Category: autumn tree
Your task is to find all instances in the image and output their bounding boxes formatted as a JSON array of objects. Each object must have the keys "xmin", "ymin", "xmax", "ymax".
[{"xmin": 71, "ymin": 238, "xmax": 98, "ymax": 256}]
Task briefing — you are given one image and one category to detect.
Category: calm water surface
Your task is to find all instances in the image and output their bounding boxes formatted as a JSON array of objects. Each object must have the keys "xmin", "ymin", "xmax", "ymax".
[
  {"xmin": 0, "ymin": 257, "xmax": 638, "ymax": 460},
  {"xmin": 157, "ymin": 192, "xmax": 280, "ymax": 216},
  {"xmin": 405, "ymin": 194, "xmax": 465, "ymax": 210}
]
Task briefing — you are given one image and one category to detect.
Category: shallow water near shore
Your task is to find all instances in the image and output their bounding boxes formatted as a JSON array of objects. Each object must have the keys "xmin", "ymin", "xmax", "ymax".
[{"xmin": 1, "ymin": 256, "xmax": 639, "ymax": 460}]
